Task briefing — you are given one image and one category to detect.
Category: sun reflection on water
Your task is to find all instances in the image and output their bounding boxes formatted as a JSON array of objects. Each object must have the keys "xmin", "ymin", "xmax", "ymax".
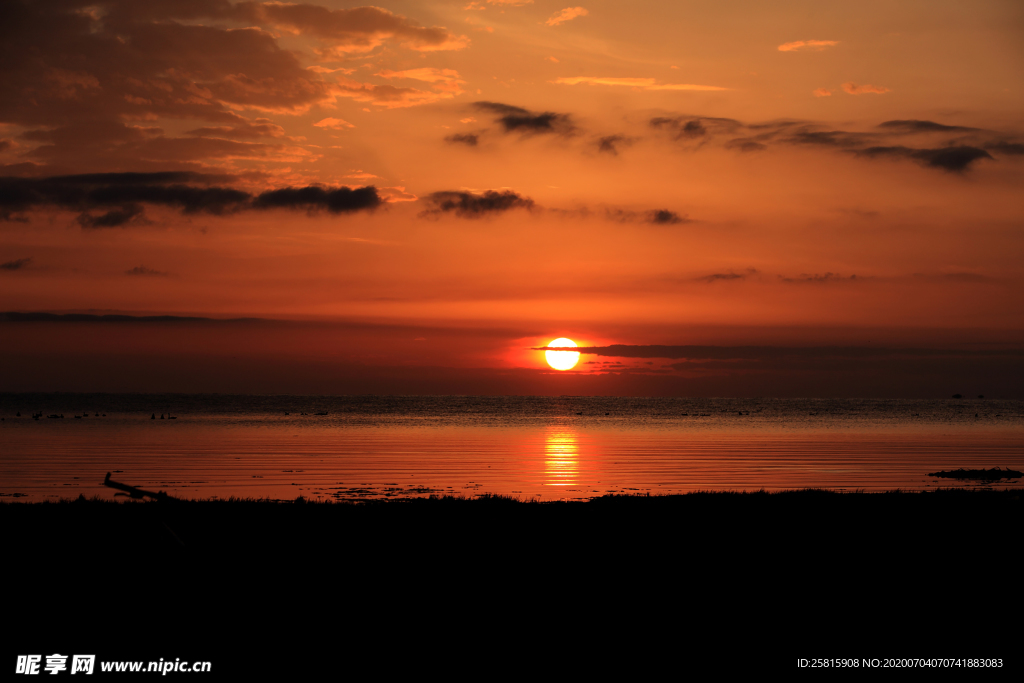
[{"xmin": 545, "ymin": 430, "xmax": 579, "ymax": 486}]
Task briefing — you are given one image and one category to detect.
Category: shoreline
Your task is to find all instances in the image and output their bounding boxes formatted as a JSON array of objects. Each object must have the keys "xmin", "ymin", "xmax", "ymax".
[{"xmin": 6, "ymin": 488, "xmax": 1020, "ymax": 549}]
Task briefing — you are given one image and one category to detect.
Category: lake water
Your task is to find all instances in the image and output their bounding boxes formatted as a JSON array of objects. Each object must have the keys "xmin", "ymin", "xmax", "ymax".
[{"xmin": 2, "ymin": 395, "xmax": 1022, "ymax": 501}]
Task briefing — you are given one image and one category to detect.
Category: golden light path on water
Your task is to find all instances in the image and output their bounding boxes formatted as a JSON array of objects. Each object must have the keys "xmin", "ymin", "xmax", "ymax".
[{"xmin": 545, "ymin": 430, "xmax": 579, "ymax": 487}]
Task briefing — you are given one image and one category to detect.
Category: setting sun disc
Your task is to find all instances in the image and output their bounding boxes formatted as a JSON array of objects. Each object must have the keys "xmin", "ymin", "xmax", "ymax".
[{"xmin": 545, "ymin": 337, "xmax": 580, "ymax": 371}]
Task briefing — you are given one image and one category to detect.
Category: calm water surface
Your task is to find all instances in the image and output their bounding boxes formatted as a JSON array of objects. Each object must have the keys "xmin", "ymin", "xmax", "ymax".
[{"xmin": 2, "ymin": 395, "xmax": 1022, "ymax": 501}]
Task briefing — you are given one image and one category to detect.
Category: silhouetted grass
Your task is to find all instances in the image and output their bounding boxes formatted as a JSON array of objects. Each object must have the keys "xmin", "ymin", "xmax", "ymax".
[
  {"xmin": 6, "ymin": 487, "xmax": 1022, "ymax": 674},
  {"xmin": 5, "ymin": 487, "xmax": 1021, "ymax": 554}
]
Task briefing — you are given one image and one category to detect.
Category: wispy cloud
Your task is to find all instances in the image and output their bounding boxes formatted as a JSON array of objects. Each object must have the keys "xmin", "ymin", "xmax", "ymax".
[
  {"xmin": 986, "ymin": 142, "xmax": 1024, "ymax": 155},
  {"xmin": 125, "ymin": 265, "xmax": 170, "ymax": 277},
  {"xmin": 778, "ymin": 40, "xmax": 839, "ymax": 52},
  {"xmin": 604, "ymin": 208, "xmax": 690, "ymax": 225},
  {"xmin": 546, "ymin": 7, "xmax": 589, "ymax": 26},
  {"xmin": 1, "ymin": 257, "xmax": 32, "ymax": 271},
  {"xmin": 842, "ymin": 82, "xmax": 891, "ymax": 95},
  {"xmin": 877, "ymin": 120, "xmax": 978, "ymax": 133},
  {"xmin": 553, "ymin": 77, "xmax": 727, "ymax": 91},
  {"xmin": 185, "ymin": 118, "xmax": 289, "ymax": 140},
  {"xmin": 313, "ymin": 117, "xmax": 355, "ymax": 130},
  {"xmin": 780, "ymin": 272, "xmax": 862, "ymax": 284},
  {"xmin": 332, "ymin": 76, "xmax": 462, "ymax": 108},
  {"xmin": 695, "ymin": 268, "xmax": 758, "ymax": 282},
  {"xmin": 812, "ymin": 88, "xmax": 832, "ymax": 97},
  {"xmin": 375, "ymin": 68, "xmax": 465, "ymax": 95},
  {"xmin": 242, "ymin": 4, "xmax": 471, "ymax": 55},
  {"xmin": 596, "ymin": 135, "xmax": 634, "ymax": 155},
  {"xmin": 306, "ymin": 66, "xmax": 356, "ymax": 75},
  {"xmin": 77, "ymin": 204, "xmax": 146, "ymax": 229}
]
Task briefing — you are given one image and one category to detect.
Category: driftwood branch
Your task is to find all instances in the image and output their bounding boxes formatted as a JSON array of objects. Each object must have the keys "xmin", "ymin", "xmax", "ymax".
[{"xmin": 103, "ymin": 472, "xmax": 178, "ymax": 501}]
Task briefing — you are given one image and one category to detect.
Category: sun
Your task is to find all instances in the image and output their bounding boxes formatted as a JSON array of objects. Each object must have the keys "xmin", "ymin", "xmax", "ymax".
[{"xmin": 545, "ymin": 337, "xmax": 580, "ymax": 371}]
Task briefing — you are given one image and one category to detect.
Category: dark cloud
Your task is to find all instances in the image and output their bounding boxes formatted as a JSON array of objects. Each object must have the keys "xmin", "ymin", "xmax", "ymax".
[
  {"xmin": 421, "ymin": 190, "xmax": 534, "ymax": 218},
  {"xmin": 878, "ymin": 120, "xmax": 979, "ymax": 133},
  {"xmin": 596, "ymin": 135, "xmax": 634, "ymax": 155},
  {"xmin": 0, "ymin": 139, "xmax": 11, "ymax": 152},
  {"xmin": 681, "ymin": 120, "xmax": 706, "ymax": 137},
  {"xmin": 695, "ymin": 269, "xmax": 757, "ymax": 283},
  {"xmin": 603, "ymin": 208, "xmax": 690, "ymax": 224},
  {"xmin": 530, "ymin": 344, "xmax": 1024, "ymax": 361},
  {"xmin": 986, "ymin": 142, "xmax": 1024, "ymax": 156},
  {"xmin": 473, "ymin": 102, "xmax": 574, "ymax": 135},
  {"xmin": 855, "ymin": 145, "xmax": 993, "ymax": 172},
  {"xmin": 746, "ymin": 119, "xmax": 805, "ymax": 131},
  {"xmin": 648, "ymin": 209, "xmax": 687, "ymax": 225},
  {"xmin": 656, "ymin": 116, "xmax": 794, "ymax": 151},
  {"xmin": 0, "ymin": 311, "xmax": 257, "ymax": 324},
  {"xmin": 787, "ymin": 129, "xmax": 872, "ymax": 147},
  {"xmin": 445, "ymin": 133, "xmax": 479, "ymax": 147},
  {"xmin": 649, "ymin": 116, "xmax": 741, "ymax": 140},
  {"xmin": 91, "ymin": 185, "xmax": 252, "ymax": 214},
  {"xmin": 126, "ymin": 265, "xmax": 169, "ymax": 276},
  {"xmin": 474, "ymin": 102, "xmax": 529, "ymax": 117},
  {"xmin": 0, "ymin": 173, "xmax": 250, "ymax": 221},
  {"xmin": 77, "ymin": 204, "xmax": 145, "ymax": 228},
  {"xmin": 725, "ymin": 139, "xmax": 767, "ymax": 152},
  {"xmin": 780, "ymin": 273, "xmax": 860, "ymax": 284},
  {"xmin": 252, "ymin": 185, "xmax": 382, "ymax": 213},
  {"xmin": 0, "ymin": 173, "xmax": 379, "ymax": 222},
  {"xmin": 1, "ymin": 257, "xmax": 31, "ymax": 270},
  {"xmin": 650, "ymin": 113, "xmax": 1016, "ymax": 174},
  {"xmin": 501, "ymin": 113, "xmax": 571, "ymax": 134}
]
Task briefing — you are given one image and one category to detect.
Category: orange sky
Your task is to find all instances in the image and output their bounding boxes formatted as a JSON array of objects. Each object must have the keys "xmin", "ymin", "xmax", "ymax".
[{"xmin": 1, "ymin": 0, "xmax": 1022, "ymax": 395}]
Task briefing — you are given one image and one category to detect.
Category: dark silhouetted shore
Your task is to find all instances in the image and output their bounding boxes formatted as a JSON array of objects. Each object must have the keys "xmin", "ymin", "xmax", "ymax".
[{"xmin": 5, "ymin": 489, "xmax": 1021, "ymax": 675}]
